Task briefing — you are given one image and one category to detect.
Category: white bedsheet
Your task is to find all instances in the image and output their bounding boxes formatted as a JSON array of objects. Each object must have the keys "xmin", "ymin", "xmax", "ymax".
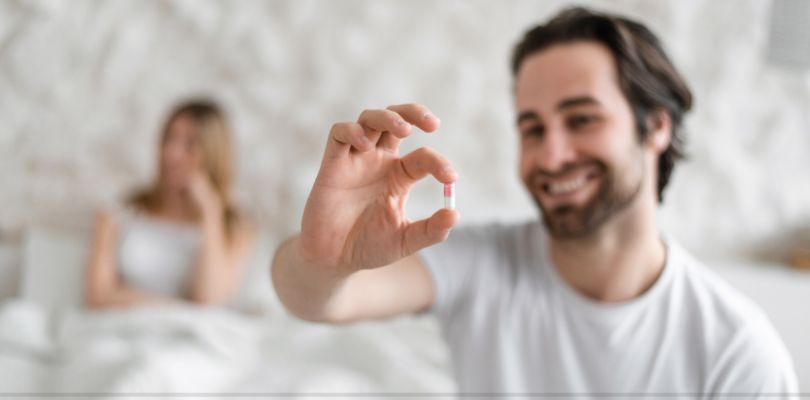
[{"xmin": 0, "ymin": 300, "xmax": 455, "ymax": 397}]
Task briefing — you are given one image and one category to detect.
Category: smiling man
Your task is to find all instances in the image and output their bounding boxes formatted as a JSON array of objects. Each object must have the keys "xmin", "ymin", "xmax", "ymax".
[{"xmin": 272, "ymin": 7, "xmax": 798, "ymax": 395}]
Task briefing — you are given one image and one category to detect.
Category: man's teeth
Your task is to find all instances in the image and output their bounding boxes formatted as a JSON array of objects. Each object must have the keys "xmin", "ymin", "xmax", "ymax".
[{"xmin": 548, "ymin": 176, "xmax": 587, "ymax": 195}]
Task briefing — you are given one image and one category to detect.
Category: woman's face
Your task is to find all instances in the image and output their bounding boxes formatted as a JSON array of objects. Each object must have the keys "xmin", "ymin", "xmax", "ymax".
[{"xmin": 159, "ymin": 114, "xmax": 202, "ymax": 192}]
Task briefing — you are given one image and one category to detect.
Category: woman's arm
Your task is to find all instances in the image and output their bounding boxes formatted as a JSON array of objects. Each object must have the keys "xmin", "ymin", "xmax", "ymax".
[
  {"xmin": 85, "ymin": 211, "xmax": 170, "ymax": 309},
  {"xmin": 186, "ymin": 173, "xmax": 255, "ymax": 305},
  {"xmin": 187, "ymin": 214, "xmax": 254, "ymax": 306}
]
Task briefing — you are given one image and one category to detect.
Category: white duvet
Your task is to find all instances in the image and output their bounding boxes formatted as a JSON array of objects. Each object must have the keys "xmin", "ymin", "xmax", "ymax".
[{"xmin": 0, "ymin": 300, "xmax": 454, "ymax": 397}]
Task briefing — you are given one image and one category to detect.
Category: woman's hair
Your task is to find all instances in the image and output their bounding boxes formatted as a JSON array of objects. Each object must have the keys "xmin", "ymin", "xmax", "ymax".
[
  {"xmin": 511, "ymin": 7, "xmax": 693, "ymax": 203},
  {"xmin": 129, "ymin": 99, "xmax": 239, "ymax": 240}
]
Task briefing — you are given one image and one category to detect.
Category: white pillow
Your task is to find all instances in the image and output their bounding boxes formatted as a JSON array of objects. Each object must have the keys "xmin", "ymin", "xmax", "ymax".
[
  {"xmin": 227, "ymin": 230, "xmax": 284, "ymax": 315},
  {"xmin": 0, "ymin": 242, "xmax": 22, "ymax": 301},
  {"xmin": 20, "ymin": 227, "xmax": 90, "ymax": 309},
  {"xmin": 0, "ymin": 299, "xmax": 54, "ymax": 354},
  {"xmin": 19, "ymin": 226, "xmax": 282, "ymax": 314}
]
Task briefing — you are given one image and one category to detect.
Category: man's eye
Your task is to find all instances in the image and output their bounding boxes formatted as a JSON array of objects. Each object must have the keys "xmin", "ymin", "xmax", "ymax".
[
  {"xmin": 521, "ymin": 125, "xmax": 545, "ymax": 137},
  {"xmin": 568, "ymin": 115, "xmax": 598, "ymax": 129}
]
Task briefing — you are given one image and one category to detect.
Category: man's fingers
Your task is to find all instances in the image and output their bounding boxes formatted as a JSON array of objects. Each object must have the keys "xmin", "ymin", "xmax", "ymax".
[
  {"xmin": 402, "ymin": 208, "xmax": 460, "ymax": 255},
  {"xmin": 358, "ymin": 109, "xmax": 412, "ymax": 139},
  {"xmin": 399, "ymin": 147, "xmax": 458, "ymax": 185},
  {"xmin": 386, "ymin": 103, "xmax": 441, "ymax": 133},
  {"xmin": 378, "ymin": 131, "xmax": 403, "ymax": 152},
  {"xmin": 327, "ymin": 122, "xmax": 373, "ymax": 156},
  {"xmin": 325, "ymin": 105, "xmax": 441, "ymax": 157}
]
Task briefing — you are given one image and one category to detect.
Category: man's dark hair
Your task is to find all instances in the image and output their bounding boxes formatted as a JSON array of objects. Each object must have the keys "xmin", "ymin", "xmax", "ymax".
[{"xmin": 511, "ymin": 7, "xmax": 693, "ymax": 202}]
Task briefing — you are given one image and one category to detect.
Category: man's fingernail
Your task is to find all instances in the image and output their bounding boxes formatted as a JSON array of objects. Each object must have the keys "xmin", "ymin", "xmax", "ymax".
[
  {"xmin": 396, "ymin": 119, "xmax": 408, "ymax": 126},
  {"xmin": 424, "ymin": 113, "xmax": 441, "ymax": 126}
]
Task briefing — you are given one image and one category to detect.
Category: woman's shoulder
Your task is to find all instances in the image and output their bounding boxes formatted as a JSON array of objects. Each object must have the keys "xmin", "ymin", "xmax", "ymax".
[{"xmin": 95, "ymin": 201, "xmax": 147, "ymax": 228}]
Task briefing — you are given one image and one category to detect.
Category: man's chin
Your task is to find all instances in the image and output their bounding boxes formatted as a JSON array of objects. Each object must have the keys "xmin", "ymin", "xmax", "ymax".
[
  {"xmin": 537, "ymin": 200, "xmax": 584, "ymax": 223},
  {"xmin": 530, "ymin": 186, "xmax": 606, "ymax": 239},
  {"xmin": 541, "ymin": 207, "xmax": 592, "ymax": 239}
]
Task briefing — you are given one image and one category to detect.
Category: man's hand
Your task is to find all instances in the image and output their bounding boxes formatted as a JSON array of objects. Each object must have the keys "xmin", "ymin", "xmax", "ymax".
[
  {"xmin": 300, "ymin": 103, "xmax": 459, "ymax": 273},
  {"xmin": 272, "ymin": 103, "xmax": 458, "ymax": 323}
]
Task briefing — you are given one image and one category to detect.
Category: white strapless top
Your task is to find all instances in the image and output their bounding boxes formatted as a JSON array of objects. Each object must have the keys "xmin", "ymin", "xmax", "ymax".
[{"xmin": 116, "ymin": 210, "xmax": 201, "ymax": 297}]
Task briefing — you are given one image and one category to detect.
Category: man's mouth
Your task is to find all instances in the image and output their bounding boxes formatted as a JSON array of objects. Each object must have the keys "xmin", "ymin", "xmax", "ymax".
[
  {"xmin": 545, "ymin": 175, "xmax": 584, "ymax": 195},
  {"xmin": 540, "ymin": 171, "xmax": 598, "ymax": 197}
]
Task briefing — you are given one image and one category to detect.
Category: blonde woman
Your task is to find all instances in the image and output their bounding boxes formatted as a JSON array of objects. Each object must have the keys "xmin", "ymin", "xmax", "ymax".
[{"xmin": 86, "ymin": 100, "xmax": 254, "ymax": 308}]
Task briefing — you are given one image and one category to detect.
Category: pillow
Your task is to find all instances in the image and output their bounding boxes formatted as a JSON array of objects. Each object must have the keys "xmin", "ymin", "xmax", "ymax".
[
  {"xmin": 20, "ymin": 227, "xmax": 90, "ymax": 309},
  {"xmin": 0, "ymin": 299, "xmax": 54, "ymax": 354},
  {"xmin": 20, "ymin": 225, "xmax": 282, "ymax": 314},
  {"xmin": 0, "ymin": 242, "xmax": 22, "ymax": 301},
  {"xmin": 227, "ymin": 230, "xmax": 284, "ymax": 315}
]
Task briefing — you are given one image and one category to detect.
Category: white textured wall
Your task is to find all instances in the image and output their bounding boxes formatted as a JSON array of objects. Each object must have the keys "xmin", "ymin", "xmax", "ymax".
[{"xmin": 2, "ymin": 0, "xmax": 810, "ymax": 259}]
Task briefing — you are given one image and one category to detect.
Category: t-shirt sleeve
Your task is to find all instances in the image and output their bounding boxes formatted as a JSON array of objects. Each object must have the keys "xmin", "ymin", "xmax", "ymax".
[
  {"xmin": 417, "ymin": 223, "xmax": 504, "ymax": 321},
  {"xmin": 707, "ymin": 313, "xmax": 800, "ymax": 398}
]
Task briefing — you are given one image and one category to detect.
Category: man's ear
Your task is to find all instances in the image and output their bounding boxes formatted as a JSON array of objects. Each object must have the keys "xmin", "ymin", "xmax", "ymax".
[{"xmin": 646, "ymin": 109, "xmax": 672, "ymax": 155}]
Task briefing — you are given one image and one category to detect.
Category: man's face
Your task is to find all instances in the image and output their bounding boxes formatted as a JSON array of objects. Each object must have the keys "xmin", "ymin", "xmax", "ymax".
[{"xmin": 515, "ymin": 41, "xmax": 653, "ymax": 239}]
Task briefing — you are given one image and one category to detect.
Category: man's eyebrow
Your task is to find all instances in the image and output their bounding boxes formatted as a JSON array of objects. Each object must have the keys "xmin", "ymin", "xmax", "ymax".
[
  {"xmin": 516, "ymin": 97, "xmax": 601, "ymax": 124},
  {"xmin": 557, "ymin": 96, "xmax": 601, "ymax": 110},
  {"xmin": 516, "ymin": 111, "xmax": 539, "ymax": 125}
]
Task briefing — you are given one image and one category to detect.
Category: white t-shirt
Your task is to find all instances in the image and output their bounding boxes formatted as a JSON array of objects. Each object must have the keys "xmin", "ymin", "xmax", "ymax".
[{"xmin": 419, "ymin": 221, "xmax": 798, "ymax": 396}]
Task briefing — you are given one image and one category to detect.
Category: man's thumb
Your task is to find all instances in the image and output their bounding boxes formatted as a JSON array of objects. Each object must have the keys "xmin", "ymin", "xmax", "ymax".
[{"xmin": 402, "ymin": 208, "xmax": 460, "ymax": 255}]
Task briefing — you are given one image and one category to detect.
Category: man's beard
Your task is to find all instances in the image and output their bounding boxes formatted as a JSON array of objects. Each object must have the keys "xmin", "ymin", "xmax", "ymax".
[{"xmin": 528, "ymin": 159, "xmax": 643, "ymax": 240}]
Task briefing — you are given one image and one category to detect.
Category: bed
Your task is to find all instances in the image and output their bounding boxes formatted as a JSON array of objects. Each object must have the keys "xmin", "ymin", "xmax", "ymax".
[
  {"xmin": 0, "ymin": 226, "xmax": 806, "ymax": 395},
  {"xmin": 0, "ymin": 226, "xmax": 455, "ymax": 396}
]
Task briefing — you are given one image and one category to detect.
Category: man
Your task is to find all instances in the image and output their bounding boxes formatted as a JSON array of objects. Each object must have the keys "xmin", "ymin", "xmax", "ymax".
[{"xmin": 272, "ymin": 7, "xmax": 798, "ymax": 395}]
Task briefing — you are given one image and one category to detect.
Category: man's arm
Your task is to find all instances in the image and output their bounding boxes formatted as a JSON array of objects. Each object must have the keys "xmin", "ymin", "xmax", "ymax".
[
  {"xmin": 270, "ymin": 103, "xmax": 458, "ymax": 324},
  {"xmin": 272, "ymin": 236, "xmax": 434, "ymax": 324}
]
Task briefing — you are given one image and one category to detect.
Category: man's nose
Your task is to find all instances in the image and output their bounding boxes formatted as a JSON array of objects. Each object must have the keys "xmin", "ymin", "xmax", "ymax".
[{"xmin": 536, "ymin": 128, "xmax": 577, "ymax": 173}]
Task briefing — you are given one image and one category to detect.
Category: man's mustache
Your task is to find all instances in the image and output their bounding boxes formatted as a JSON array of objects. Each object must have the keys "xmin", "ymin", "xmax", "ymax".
[{"xmin": 527, "ymin": 160, "xmax": 606, "ymax": 185}]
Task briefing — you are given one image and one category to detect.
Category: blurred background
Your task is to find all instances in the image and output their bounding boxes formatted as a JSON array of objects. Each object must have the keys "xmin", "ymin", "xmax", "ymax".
[
  {"xmin": 3, "ymin": 0, "xmax": 810, "ymax": 257},
  {"xmin": 0, "ymin": 0, "xmax": 809, "ymax": 393}
]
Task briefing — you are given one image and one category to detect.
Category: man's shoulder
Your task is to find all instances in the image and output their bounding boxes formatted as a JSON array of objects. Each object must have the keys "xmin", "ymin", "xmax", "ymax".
[
  {"xmin": 670, "ymin": 241, "xmax": 767, "ymax": 327},
  {"xmin": 419, "ymin": 219, "xmax": 547, "ymax": 318},
  {"xmin": 668, "ymin": 242, "xmax": 797, "ymax": 389}
]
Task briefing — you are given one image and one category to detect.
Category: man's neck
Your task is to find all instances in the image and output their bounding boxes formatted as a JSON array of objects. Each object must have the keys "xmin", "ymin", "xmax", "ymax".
[{"xmin": 548, "ymin": 200, "xmax": 666, "ymax": 303}]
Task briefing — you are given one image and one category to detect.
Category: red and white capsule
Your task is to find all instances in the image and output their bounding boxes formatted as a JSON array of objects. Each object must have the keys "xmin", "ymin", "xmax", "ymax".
[{"xmin": 444, "ymin": 183, "xmax": 455, "ymax": 210}]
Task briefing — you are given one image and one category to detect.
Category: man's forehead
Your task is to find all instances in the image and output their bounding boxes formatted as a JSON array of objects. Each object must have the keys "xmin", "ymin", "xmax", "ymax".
[{"xmin": 514, "ymin": 41, "xmax": 621, "ymax": 111}]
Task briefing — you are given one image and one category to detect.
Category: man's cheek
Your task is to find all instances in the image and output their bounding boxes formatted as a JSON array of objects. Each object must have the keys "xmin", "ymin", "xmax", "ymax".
[{"xmin": 518, "ymin": 155, "xmax": 533, "ymax": 182}]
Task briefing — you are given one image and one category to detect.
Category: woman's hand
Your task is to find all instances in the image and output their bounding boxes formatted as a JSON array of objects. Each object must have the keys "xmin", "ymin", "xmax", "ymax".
[
  {"xmin": 188, "ymin": 171, "xmax": 224, "ymax": 220},
  {"xmin": 186, "ymin": 170, "xmax": 254, "ymax": 306}
]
